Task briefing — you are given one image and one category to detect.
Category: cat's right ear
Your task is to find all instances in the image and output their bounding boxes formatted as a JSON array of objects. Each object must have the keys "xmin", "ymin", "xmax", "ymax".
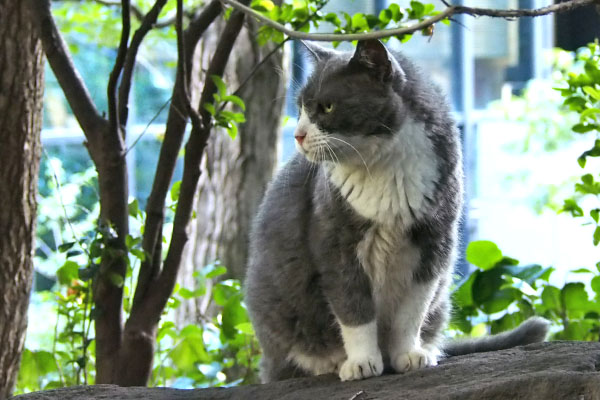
[{"xmin": 299, "ymin": 40, "xmax": 334, "ymax": 63}]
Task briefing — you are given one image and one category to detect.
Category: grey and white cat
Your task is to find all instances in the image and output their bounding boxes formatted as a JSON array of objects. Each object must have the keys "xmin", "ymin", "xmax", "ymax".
[{"xmin": 245, "ymin": 39, "xmax": 548, "ymax": 383}]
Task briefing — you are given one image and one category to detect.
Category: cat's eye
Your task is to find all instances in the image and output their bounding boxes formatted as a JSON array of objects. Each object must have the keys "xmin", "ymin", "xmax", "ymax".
[{"xmin": 321, "ymin": 103, "xmax": 334, "ymax": 114}]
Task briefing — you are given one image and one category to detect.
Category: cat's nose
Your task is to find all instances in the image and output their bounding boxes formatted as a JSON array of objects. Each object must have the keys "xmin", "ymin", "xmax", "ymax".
[{"xmin": 295, "ymin": 130, "xmax": 306, "ymax": 145}]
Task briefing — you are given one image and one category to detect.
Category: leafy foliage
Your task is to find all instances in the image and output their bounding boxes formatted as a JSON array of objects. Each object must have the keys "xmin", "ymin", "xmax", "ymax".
[
  {"xmin": 558, "ymin": 41, "xmax": 600, "ymax": 247},
  {"xmin": 455, "ymin": 42, "xmax": 600, "ymax": 342},
  {"xmin": 249, "ymin": 0, "xmax": 441, "ymax": 45},
  {"xmin": 453, "ymin": 241, "xmax": 600, "ymax": 341},
  {"xmin": 153, "ymin": 265, "xmax": 259, "ymax": 387}
]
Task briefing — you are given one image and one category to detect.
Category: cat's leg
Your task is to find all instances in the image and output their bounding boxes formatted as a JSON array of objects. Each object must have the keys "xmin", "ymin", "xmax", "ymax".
[
  {"xmin": 260, "ymin": 353, "xmax": 308, "ymax": 383},
  {"xmin": 321, "ymin": 263, "xmax": 383, "ymax": 381},
  {"xmin": 388, "ymin": 278, "xmax": 441, "ymax": 373},
  {"xmin": 420, "ymin": 282, "xmax": 451, "ymax": 359}
]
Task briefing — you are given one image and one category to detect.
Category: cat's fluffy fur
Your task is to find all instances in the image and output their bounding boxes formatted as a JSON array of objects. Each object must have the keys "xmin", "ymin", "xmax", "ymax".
[{"xmin": 245, "ymin": 40, "xmax": 548, "ymax": 383}]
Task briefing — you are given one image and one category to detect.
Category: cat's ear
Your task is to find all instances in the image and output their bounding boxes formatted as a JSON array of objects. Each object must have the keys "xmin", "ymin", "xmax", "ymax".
[
  {"xmin": 299, "ymin": 40, "xmax": 334, "ymax": 62},
  {"xmin": 350, "ymin": 39, "xmax": 402, "ymax": 82}
]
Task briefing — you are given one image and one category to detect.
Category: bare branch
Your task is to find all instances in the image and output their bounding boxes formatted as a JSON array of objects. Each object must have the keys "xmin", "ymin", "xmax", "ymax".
[
  {"xmin": 118, "ymin": 0, "xmax": 169, "ymax": 125},
  {"xmin": 132, "ymin": 0, "xmax": 223, "ymax": 311},
  {"xmin": 24, "ymin": 0, "xmax": 107, "ymax": 161},
  {"xmin": 221, "ymin": 0, "xmax": 599, "ymax": 42},
  {"xmin": 92, "ymin": 0, "xmax": 178, "ymax": 28},
  {"xmin": 107, "ymin": 0, "xmax": 131, "ymax": 138},
  {"xmin": 146, "ymin": 3, "xmax": 250, "ymax": 321}
]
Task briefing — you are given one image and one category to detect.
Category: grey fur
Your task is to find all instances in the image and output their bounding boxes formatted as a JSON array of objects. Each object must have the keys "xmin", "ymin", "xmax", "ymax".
[
  {"xmin": 443, "ymin": 317, "xmax": 550, "ymax": 356},
  {"xmin": 245, "ymin": 40, "xmax": 548, "ymax": 383}
]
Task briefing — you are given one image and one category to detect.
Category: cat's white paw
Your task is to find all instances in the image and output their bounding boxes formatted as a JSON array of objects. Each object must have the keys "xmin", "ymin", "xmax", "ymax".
[
  {"xmin": 338, "ymin": 354, "xmax": 383, "ymax": 381},
  {"xmin": 391, "ymin": 346, "xmax": 438, "ymax": 373}
]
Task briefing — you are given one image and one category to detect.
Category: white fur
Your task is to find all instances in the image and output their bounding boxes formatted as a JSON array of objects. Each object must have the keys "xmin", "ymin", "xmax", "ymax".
[
  {"xmin": 294, "ymin": 107, "xmax": 326, "ymax": 163},
  {"xmin": 357, "ymin": 224, "xmax": 419, "ymax": 290},
  {"xmin": 327, "ymin": 118, "xmax": 438, "ymax": 225},
  {"xmin": 287, "ymin": 347, "xmax": 346, "ymax": 376},
  {"xmin": 338, "ymin": 321, "xmax": 383, "ymax": 381},
  {"xmin": 388, "ymin": 280, "xmax": 441, "ymax": 372}
]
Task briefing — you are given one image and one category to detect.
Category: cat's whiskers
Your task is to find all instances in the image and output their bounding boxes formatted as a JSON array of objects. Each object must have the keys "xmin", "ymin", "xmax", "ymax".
[
  {"xmin": 379, "ymin": 121, "xmax": 394, "ymax": 133},
  {"xmin": 323, "ymin": 140, "xmax": 340, "ymax": 165},
  {"xmin": 327, "ymin": 136, "xmax": 373, "ymax": 181}
]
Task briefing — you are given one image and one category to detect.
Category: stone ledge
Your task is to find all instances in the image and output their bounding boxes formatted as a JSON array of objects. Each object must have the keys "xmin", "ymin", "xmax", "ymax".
[{"xmin": 13, "ymin": 341, "xmax": 600, "ymax": 400}]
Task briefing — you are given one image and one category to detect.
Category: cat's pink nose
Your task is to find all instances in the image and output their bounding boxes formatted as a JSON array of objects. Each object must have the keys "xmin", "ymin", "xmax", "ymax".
[{"xmin": 295, "ymin": 130, "xmax": 306, "ymax": 145}]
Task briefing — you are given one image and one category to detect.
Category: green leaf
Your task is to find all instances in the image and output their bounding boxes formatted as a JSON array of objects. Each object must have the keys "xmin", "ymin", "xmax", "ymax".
[
  {"xmin": 58, "ymin": 241, "xmax": 76, "ymax": 253},
  {"xmin": 594, "ymin": 226, "xmax": 600, "ymax": 246},
  {"xmin": 583, "ymin": 85, "xmax": 600, "ymax": 101},
  {"xmin": 203, "ymin": 102, "xmax": 216, "ymax": 116},
  {"xmin": 453, "ymin": 270, "xmax": 478, "ymax": 307},
  {"xmin": 590, "ymin": 208, "xmax": 599, "ymax": 223},
  {"xmin": 235, "ymin": 322, "xmax": 255, "ymax": 335},
  {"xmin": 570, "ymin": 268, "xmax": 592, "ymax": 274},
  {"xmin": 388, "ymin": 3, "xmax": 403, "ymax": 21},
  {"xmin": 206, "ymin": 265, "xmax": 228, "ymax": 279},
  {"xmin": 472, "ymin": 269, "xmax": 505, "ymax": 306},
  {"xmin": 580, "ymin": 107, "xmax": 600, "ymax": 121},
  {"xmin": 378, "ymin": 9, "xmax": 392, "ymax": 24},
  {"xmin": 351, "ymin": 13, "xmax": 367, "ymax": 31},
  {"xmin": 251, "ymin": 0, "xmax": 275, "ymax": 12},
  {"xmin": 222, "ymin": 94, "xmax": 246, "ymax": 111},
  {"xmin": 591, "ymin": 276, "xmax": 600, "ymax": 298},
  {"xmin": 564, "ymin": 96, "xmax": 586, "ymax": 110},
  {"xmin": 56, "ymin": 261, "xmax": 80, "ymax": 285},
  {"xmin": 226, "ymin": 122, "xmax": 239, "ymax": 140},
  {"xmin": 221, "ymin": 293, "xmax": 249, "ymax": 339},
  {"xmin": 466, "ymin": 240, "xmax": 503, "ymax": 270},
  {"xmin": 170, "ymin": 181, "xmax": 181, "ymax": 202},
  {"xmin": 480, "ymin": 288, "xmax": 519, "ymax": 314},
  {"xmin": 128, "ymin": 199, "xmax": 140, "ymax": 218},
  {"xmin": 210, "ymin": 75, "xmax": 228, "ymax": 97},
  {"xmin": 169, "ymin": 336, "xmax": 209, "ymax": 372},
  {"xmin": 541, "ymin": 285, "xmax": 561, "ymax": 313},
  {"xmin": 109, "ymin": 272, "xmax": 124, "ymax": 288},
  {"xmin": 501, "ymin": 264, "xmax": 552, "ymax": 286},
  {"xmin": 572, "ymin": 123, "xmax": 596, "ymax": 133},
  {"xmin": 562, "ymin": 199, "xmax": 584, "ymax": 217},
  {"xmin": 561, "ymin": 282, "xmax": 590, "ymax": 316},
  {"xmin": 409, "ymin": 1, "xmax": 425, "ymax": 19}
]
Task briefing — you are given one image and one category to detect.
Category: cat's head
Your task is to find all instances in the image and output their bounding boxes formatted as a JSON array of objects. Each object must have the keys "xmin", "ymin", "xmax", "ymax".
[{"xmin": 294, "ymin": 39, "xmax": 408, "ymax": 165}]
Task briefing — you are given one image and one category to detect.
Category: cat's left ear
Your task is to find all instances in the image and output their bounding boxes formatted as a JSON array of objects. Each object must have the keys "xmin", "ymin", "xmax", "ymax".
[
  {"xmin": 300, "ymin": 40, "xmax": 335, "ymax": 63},
  {"xmin": 350, "ymin": 39, "xmax": 403, "ymax": 82}
]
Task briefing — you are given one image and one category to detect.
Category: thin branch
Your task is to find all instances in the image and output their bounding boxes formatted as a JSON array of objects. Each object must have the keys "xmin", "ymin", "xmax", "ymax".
[
  {"xmin": 131, "ymin": 0, "xmax": 223, "ymax": 311},
  {"xmin": 175, "ymin": 0, "xmax": 203, "ymax": 131},
  {"xmin": 92, "ymin": 0, "xmax": 180, "ymax": 28},
  {"xmin": 24, "ymin": 0, "xmax": 107, "ymax": 162},
  {"xmin": 221, "ymin": 0, "xmax": 599, "ymax": 42},
  {"xmin": 118, "ymin": 0, "xmax": 169, "ymax": 125},
  {"xmin": 124, "ymin": 96, "xmax": 172, "ymax": 155},
  {"xmin": 146, "ymin": 3, "xmax": 250, "ymax": 321},
  {"xmin": 107, "ymin": 0, "xmax": 131, "ymax": 138}
]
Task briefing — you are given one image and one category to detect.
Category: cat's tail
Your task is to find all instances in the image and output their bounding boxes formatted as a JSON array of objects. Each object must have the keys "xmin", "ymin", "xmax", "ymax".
[{"xmin": 442, "ymin": 317, "xmax": 550, "ymax": 357}]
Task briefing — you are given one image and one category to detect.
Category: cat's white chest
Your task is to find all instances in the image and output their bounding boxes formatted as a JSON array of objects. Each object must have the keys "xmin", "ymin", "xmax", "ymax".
[{"xmin": 327, "ymin": 119, "xmax": 438, "ymax": 225}]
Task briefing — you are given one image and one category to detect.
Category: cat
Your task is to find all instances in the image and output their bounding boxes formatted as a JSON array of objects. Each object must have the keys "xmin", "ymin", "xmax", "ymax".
[{"xmin": 245, "ymin": 39, "xmax": 549, "ymax": 383}]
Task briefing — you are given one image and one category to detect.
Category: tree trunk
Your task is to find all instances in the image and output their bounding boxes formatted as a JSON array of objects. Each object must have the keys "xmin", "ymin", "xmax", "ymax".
[
  {"xmin": 178, "ymin": 22, "xmax": 286, "ymax": 321},
  {"xmin": 0, "ymin": 1, "xmax": 44, "ymax": 397}
]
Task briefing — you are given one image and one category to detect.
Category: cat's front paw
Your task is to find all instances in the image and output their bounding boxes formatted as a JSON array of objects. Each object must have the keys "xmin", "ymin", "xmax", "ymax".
[
  {"xmin": 391, "ymin": 346, "xmax": 438, "ymax": 373},
  {"xmin": 338, "ymin": 354, "xmax": 383, "ymax": 381}
]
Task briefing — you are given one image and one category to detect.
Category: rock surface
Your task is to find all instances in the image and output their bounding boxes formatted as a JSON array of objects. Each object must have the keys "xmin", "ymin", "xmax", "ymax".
[{"xmin": 13, "ymin": 341, "xmax": 600, "ymax": 400}]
